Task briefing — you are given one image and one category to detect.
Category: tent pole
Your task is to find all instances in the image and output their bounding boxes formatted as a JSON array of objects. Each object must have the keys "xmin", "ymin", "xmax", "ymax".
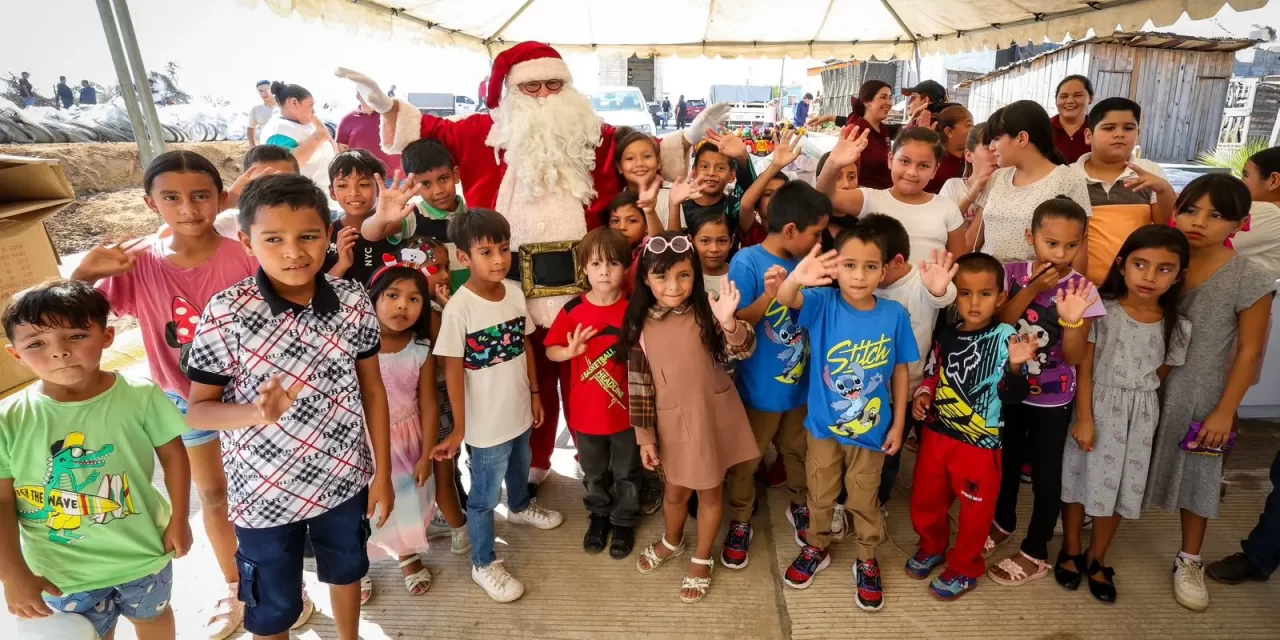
[
  {"xmin": 94, "ymin": 0, "xmax": 154, "ymax": 166},
  {"xmin": 111, "ymin": 0, "xmax": 166, "ymax": 161},
  {"xmin": 877, "ymin": 0, "xmax": 919, "ymax": 85},
  {"xmin": 487, "ymin": 0, "xmax": 537, "ymax": 43}
]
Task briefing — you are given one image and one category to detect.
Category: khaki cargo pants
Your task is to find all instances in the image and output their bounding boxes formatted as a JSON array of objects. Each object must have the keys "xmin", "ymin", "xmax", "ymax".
[
  {"xmin": 805, "ymin": 433, "xmax": 886, "ymax": 559},
  {"xmin": 725, "ymin": 406, "xmax": 809, "ymax": 522}
]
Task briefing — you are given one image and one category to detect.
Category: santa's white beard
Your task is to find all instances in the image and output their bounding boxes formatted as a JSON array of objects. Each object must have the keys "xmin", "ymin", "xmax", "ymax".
[{"xmin": 488, "ymin": 88, "xmax": 602, "ymax": 204}]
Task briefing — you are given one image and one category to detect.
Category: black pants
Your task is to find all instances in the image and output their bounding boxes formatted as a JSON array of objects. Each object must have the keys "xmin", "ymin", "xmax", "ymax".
[
  {"xmin": 994, "ymin": 402, "xmax": 1072, "ymax": 561},
  {"xmin": 578, "ymin": 429, "xmax": 643, "ymax": 527},
  {"xmin": 676, "ymin": 111, "xmax": 687, "ymax": 129}
]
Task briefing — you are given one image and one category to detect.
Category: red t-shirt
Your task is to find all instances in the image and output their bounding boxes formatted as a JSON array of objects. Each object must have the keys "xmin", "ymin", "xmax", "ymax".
[
  {"xmin": 1051, "ymin": 115, "xmax": 1090, "ymax": 164},
  {"xmin": 545, "ymin": 295, "xmax": 631, "ymax": 436},
  {"xmin": 336, "ymin": 110, "xmax": 402, "ymax": 175},
  {"xmin": 740, "ymin": 220, "xmax": 768, "ymax": 248},
  {"xmin": 925, "ymin": 152, "xmax": 964, "ymax": 194}
]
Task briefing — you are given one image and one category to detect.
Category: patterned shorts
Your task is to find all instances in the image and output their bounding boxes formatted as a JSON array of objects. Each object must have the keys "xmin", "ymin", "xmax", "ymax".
[
  {"xmin": 43, "ymin": 563, "xmax": 173, "ymax": 639},
  {"xmin": 436, "ymin": 382, "xmax": 455, "ymax": 443}
]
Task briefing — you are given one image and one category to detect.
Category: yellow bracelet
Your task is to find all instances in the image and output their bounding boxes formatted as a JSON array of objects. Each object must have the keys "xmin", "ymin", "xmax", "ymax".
[{"xmin": 1058, "ymin": 317, "xmax": 1084, "ymax": 329}]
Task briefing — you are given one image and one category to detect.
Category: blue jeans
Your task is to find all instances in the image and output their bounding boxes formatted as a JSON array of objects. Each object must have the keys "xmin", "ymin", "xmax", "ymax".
[
  {"xmin": 165, "ymin": 391, "xmax": 219, "ymax": 447},
  {"xmin": 1243, "ymin": 449, "xmax": 1280, "ymax": 578},
  {"xmin": 467, "ymin": 428, "xmax": 533, "ymax": 567}
]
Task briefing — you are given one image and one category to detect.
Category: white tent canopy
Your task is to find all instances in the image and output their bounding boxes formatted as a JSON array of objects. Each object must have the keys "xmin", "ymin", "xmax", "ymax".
[{"xmin": 243, "ymin": 0, "xmax": 1269, "ymax": 59}]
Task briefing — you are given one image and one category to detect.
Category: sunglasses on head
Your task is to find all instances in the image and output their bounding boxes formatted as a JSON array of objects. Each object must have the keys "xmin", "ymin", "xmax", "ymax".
[
  {"xmin": 518, "ymin": 79, "xmax": 564, "ymax": 94},
  {"xmin": 644, "ymin": 235, "xmax": 692, "ymax": 255}
]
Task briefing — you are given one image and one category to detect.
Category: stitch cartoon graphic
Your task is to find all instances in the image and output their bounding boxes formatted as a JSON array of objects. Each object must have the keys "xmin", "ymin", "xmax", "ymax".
[
  {"xmin": 823, "ymin": 364, "xmax": 883, "ymax": 437},
  {"xmin": 163, "ymin": 296, "xmax": 202, "ymax": 375},
  {"xmin": 764, "ymin": 316, "xmax": 807, "ymax": 384},
  {"xmin": 14, "ymin": 433, "xmax": 127, "ymax": 544}
]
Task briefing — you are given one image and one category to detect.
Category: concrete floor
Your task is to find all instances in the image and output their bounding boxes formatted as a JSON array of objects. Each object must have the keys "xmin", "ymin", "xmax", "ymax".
[{"xmin": 3, "ymin": 329, "xmax": 1278, "ymax": 639}]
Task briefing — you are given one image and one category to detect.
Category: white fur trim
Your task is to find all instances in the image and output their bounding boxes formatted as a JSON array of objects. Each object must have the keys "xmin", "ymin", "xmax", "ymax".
[
  {"xmin": 382, "ymin": 98, "xmax": 422, "ymax": 155},
  {"xmin": 506, "ymin": 58, "xmax": 573, "ymax": 90},
  {"xmin": 658, "ymin": 132, "xmax": 689, "ymax": 182}
]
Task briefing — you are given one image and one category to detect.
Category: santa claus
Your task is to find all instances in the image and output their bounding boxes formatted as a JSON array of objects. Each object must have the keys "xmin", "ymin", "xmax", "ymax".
[{"xmin": 337, "ymin": 42, "xmax": 728, "ymax": 483}]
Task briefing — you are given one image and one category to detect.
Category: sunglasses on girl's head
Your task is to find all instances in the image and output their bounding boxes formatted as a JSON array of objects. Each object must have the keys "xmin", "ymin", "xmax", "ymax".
[
  {"xmin": 518, "ymin": 79, "xmax": 564, "ymax": 94},
  {"xmin": 645, "ymin": 236, "xmax": 692, "ymax": 255}
]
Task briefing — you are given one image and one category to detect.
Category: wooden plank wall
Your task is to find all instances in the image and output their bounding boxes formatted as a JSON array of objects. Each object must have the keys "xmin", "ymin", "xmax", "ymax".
[
  {"xmin": 1247, "ymin": 83, "xmax": 1280, "ymax": 142},
  {"xmin": 965, "ymin": 43, "xmax": 1236, "ymax": 162}
]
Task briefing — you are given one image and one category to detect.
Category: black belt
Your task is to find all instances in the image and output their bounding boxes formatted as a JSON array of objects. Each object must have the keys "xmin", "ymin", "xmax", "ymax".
[{"xmin": 507, "ymin": 240, "xmax": 586, "ymax": 299}]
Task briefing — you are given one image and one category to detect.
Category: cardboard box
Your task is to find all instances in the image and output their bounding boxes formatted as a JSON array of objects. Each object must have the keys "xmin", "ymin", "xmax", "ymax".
[{"xmin": 0, "ymin": 155, "xmax": 75, "ymax": 395}]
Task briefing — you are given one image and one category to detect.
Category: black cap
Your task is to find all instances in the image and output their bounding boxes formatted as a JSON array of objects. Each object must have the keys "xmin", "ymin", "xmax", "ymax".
[{"xmin": 903, "ymin": 79, "xmax": 946, "ymax": 105}]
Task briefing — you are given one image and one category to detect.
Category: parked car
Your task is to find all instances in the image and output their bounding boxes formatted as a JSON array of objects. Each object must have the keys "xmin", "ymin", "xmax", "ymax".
[
  {"xmin": 592, "ymin": 87, "xmax": 655, "ymax": 135},
  {"xmin": 684, "ymin": 98, "xmax": 706, "ymax": 121},
  {"xmin": 455, "ymin": 95, "xmax": 477, "ymax": 115}
]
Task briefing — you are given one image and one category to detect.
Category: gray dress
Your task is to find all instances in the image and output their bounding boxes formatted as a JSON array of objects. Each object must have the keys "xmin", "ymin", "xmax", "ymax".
[
  {"xmin": 1144, "ymin": 256, "xmax": 1277, "ymax": 518},
  {"xmin": 1061, "ymin": 300, "xmax": 1189, "ymax": 519}
]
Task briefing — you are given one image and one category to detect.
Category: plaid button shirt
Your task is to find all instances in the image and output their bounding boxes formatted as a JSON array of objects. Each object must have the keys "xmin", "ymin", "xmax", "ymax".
[
  {"xmin": 187, "ymin": 270, "xmax": 382, "ymax": 529},
  {"xmin": 627, "ymin": 304, "xmax": 756, "ymax": 441}
]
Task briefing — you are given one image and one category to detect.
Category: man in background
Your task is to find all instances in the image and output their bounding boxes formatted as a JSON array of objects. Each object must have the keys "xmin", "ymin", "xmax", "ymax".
[
  {"xmin": 56, "ymin": 76, "xmax": 74, "ymax": 109},
  {"xmin": 794, "ymin": 93, "xmax": 812, "ymax": 128},
  {"xmin": 245, "ymin": 80, "xmax": 275, "ymax": 146},
  {"xmin": 336, "ymin": 94, "xmax": 402, "ymax": 177},
  {"xmin": 18, "ymin": 72, "xmax": 35, "ymax": 108},
  {"xmin": 79, "ymin": 80, "xmax": 97, "ymax": 105}
]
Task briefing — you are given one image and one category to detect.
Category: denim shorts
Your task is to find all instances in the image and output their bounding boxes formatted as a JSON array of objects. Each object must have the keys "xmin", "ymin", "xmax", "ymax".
[
  {"xmin": 43, "ymin": 563, "xmax": 173, "ymax": 639},
  {"xmin": 233, "ymin": 489, "xmax": 370, "ymax": 636},
  {"xmin": 165, "ymin": 391, "xmax": 219, "ymax": 447}
]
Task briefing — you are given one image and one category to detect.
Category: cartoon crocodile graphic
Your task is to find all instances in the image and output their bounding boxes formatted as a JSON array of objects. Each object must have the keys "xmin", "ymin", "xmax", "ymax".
[{"xmin": 15, "ymin": 432, "xmax": 119, "ymax": 545}]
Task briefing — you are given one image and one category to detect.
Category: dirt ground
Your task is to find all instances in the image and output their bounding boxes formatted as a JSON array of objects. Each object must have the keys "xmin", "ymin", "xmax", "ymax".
[{"xmin": 2, "ymin": 141, "xmax": 248, "ymax": 255}]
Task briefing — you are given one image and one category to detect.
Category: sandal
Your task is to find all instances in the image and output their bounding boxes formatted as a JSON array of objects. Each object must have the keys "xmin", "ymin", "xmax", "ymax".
[
  {"xmin": 400, "ymin": 555, "xmax": 432, "ymax": 596},
  {"xmin": 987, "ymin": 551, "xmax": 1051, "ymax": 586},
  {"xmin": 982, "ymin": 525, "xmax": 1012, "ymax": 559},
  {"xmin": 201, "ymin": 582, "xmax": 245, "ymax": 640},
  {"xmin": 360, "ymin": 576, "xmax": 374, "ymax": 605},
  {"xmin": 636, "ymin": 536, "xmax": 686, "ymax": 575},
  {"xmin": 291, "ymin": 590, "xmax": 315, "ymax": 630},
  {"xmin": 680, "ymin": 556, "xmax": 715, "ymax": 604}
]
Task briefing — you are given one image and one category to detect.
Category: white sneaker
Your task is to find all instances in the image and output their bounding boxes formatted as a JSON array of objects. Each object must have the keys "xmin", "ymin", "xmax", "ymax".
[
  {"xmin": 1173, "ymin": 556, "xmax": 1210, "ymax": 611},
  {"xmin": 831, "ymin": 504, "xmax": 847, "ymax": 540},
  {"xmin": 427, "ymin": 512, "xmax": 450, "ymax": 540},
  {"xmin": 506, "ymin": 499, "xmax": 564, "ymax": 530},
  {"xmin": 451, "ymin": 526, "xmax": 472, "ymax": 555},
  {"xmin": 472, "ymin": 559, "xmax": 525, "ymax": 602}
]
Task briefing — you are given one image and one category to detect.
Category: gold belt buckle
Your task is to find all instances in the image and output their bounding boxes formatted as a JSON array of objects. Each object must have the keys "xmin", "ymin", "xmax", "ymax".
[{"xmin": 518, "ymin": 240, "xmax": 586, "ymax": 298}]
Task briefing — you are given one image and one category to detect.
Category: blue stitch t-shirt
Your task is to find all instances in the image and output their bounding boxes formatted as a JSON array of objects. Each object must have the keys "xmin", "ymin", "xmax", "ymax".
[
  {"xmin": 798, "ymin": 289, "xmax": 918, "ymax": 450},
  {"xmin": 730, "ymin": 245, "xmax": 808, "ymax": 412}
]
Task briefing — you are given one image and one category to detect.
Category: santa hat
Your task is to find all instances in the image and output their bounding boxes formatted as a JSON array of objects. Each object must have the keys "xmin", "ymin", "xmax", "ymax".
[{"xmin": 486, "ymin": 41, "xmax": 573, "ymax": 109}]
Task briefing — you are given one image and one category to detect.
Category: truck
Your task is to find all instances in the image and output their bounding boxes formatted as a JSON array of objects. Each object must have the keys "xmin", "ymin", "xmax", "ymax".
[
  {"xmin": 405, "ymin": 93, "xmax": 456, "ymax": 117},
  {"xmin": 709, "ymin": 85, "xmax": 774, "ymax": 127}
]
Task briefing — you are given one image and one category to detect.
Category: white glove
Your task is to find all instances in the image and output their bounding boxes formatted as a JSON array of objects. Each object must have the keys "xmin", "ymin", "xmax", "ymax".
[
  {"xmin": 685, "ymin": 102, "xmax": 732, "ymax": 145},
  {"xmin": 334, "ymin": 67, "xmax": 394, "ymax": 114}
]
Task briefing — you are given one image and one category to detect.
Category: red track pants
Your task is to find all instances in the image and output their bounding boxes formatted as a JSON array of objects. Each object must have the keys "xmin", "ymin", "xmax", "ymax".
[{"xmin": 909, "ymin": 428, "xmax": 1002, "ymax": 579}]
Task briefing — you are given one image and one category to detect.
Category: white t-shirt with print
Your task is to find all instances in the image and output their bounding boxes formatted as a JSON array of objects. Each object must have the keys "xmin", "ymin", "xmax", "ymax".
[
  {"xmin": 977, "ymin": 165, "xmax": 1092, "ymax": 263},
  {"xmin": 433, "ymin": 280, "xmax": 535, "ymax": 448},
  {"xmin": 1235, "ymin": 201, "xmax": 1280, "ymax": 279},
  {"xmin": 858, "ymin": 187, "xmax": 964, "ymax": 263}
]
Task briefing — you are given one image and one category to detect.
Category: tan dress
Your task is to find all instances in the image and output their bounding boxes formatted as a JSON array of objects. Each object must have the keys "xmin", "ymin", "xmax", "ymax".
[{"xmin": 632, "ymin": 309, "xmax": 760, "ymax": 490}]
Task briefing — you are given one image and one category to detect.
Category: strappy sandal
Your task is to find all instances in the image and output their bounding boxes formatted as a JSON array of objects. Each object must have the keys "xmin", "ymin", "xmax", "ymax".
[
  {"xmin": 400, "ymin": 555, "xmax": 432, "ymax": 596},
  {"xmin": 680, "ymin": 556, "xmax": 714, "ymax": 604},
  {"xmin": 291, "ymin": 590, "xmax": 315, "ymax": 630},
  {"xmin": 1085, "ymin": 557, "xmax": 1117, "ymax": 604},
  {"xmin": 359, "ymin": 576, "xmax": 374, "ymax": 605},
  {"xmin": 982, "ymin": 525, "xmax": 1012, "ymax": 559},
  {"xmin": 987, "ymin": 551, "xmax": 1051, "ymax": 586},
  {"xmin": 636, "ymin": 536, "xmax": 686, "ymax": 575},
  {"xmin": 201, "ymin": 582, "xmax": 245, "ymax": 640}
]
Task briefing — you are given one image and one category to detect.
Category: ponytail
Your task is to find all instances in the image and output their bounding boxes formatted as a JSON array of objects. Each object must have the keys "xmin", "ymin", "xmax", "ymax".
[
  {"xmin": 269, "ymin": 81, "xmax": 311, "ymax": 106},
  {"xmin": 850, "ymin": 80, "xmax": 891, "ymax": 120}
]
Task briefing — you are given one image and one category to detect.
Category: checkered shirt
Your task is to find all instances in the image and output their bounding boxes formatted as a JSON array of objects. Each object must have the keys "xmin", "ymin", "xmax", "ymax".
[{"xmin": 187, "ymin": 270, "xmax": 382, "ymax": 528}]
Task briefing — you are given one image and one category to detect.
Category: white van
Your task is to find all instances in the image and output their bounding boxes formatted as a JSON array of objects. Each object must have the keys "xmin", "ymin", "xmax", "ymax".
[{"xmin": 591, "ymin": 87, "xmax": 655, "ymax": 135}]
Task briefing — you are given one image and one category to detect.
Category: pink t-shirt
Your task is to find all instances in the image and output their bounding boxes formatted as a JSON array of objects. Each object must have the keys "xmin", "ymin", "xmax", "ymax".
[{"xmin": 97, "ymin": 237, "xmax": 258, "ymax": 399}]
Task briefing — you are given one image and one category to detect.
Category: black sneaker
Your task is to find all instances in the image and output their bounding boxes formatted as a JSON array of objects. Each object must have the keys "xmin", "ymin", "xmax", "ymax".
[
  {"xmin": 1207, "ymin": 552, "xmax": 1269, "ymax": 585},
  {"xmin": 640, "ymin": 475, "xmax": 664, "ymax": 515},
  {"xmin": 583, "ymin": 514, "xmax": 611, "ymax": 553},
  {"xmin": 720, "ymin": 521, "xmax": 753, "ymax": 569},
  {"xmin": 855, "ymin": 558, "xmax": 885, "ymax": 611},
  {"xmin": 609, "ymin": 525, "xmax": 635, "ymax": 559}
]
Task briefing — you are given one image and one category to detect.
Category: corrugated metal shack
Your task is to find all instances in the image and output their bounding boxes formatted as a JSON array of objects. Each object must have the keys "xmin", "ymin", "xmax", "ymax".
[
  {"xmin": 1220, "ymin": 76, "xmax": 1280, "ymax": 148},
  {"xmin": 959, "ymin": 32, "xmax": 1255, "ymax": 163}
]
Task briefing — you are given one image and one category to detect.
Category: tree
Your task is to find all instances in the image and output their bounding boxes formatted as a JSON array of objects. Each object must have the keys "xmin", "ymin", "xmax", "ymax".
[
  {"xmin": 2, "ymin": 72, "xmax": 53, "ymax": 107},
  {"xmin": 148, "ymin": 61, "xmax": 191, "ymax": 105}
]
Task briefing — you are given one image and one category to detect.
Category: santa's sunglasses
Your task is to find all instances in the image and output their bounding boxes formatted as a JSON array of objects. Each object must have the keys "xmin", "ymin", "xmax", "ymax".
[{"xmin": 518, "ymin": 79, "xmax": 564, "ymax": 94}]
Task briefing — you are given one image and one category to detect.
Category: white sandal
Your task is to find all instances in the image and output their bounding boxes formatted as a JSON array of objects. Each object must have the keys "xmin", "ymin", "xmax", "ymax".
[
  {"xmin": 400, "ymin": 555, "xmax": 432, "ymax": 595},
  {"xmin": 201, "ymin": 582, "xmax": 244, "ymax": 640},
  {"xmin": 987, "ymin": 550, "xmax": 1051, "ymax": 586},
  {"xmin": 359, "ymin": 576, "xmax": 374, "ymax": 605},
  {"xmin": 680, "ymin": 556, "xmax": 715, "ymax": 604},
  {"xmin": 636, "ymin": 536, "xmax": 686, "ymax": 575}
]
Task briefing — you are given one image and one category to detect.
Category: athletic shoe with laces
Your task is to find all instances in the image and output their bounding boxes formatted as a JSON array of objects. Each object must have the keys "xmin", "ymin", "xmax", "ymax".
[
  {"xmin": 472, "ymin": 559, "xmax": 525, "ymax": 602},
  {"xmin": 1207, "ymin": 552, "xmax": 1269, "ymax": 585},
  {"xmin": 930, "ymin": 569, "xmax": 978, "ymax": 600},
  {"xmin": 905, "ymin": 549, "xmax": 945, "ymax": 580},
  {"xmin": 506, "ymin": 499, "xmax": 564, "ymax": 530},
  {"xmin": 786, "ymin": 503, "xmax": 811, "ymax": 547},
  {"xmin": 720, "ymin": 521, "xmax": 753, "ymax": 569},
  {"xmin": 1173, "ymin": 556, "xmax": 1210, "ymax": 611},
  {"xmin": 427, "ymin": 511, "xmax": 450, "ymax": 540},
  {"xmin": 784, "ymin": 545, "xmax": 831, "ymax": 589},
  {"xmin": 831, "ymin": 504, "xmax": 847, "ymax": 540},
  {"xmin": 450, "ymin": 526, "xmax": 471, "ymax": 555},
  {"xmin": 855, "ymin": 558, "xmax": 886, "ymax": 611}
]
